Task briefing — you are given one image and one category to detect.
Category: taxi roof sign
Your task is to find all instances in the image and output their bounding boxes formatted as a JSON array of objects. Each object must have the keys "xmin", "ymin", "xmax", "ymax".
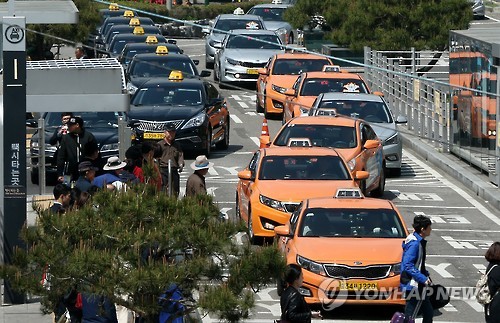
[
  {"xmin": 109, "ymin": 3, "xmax": 119, "ymax": 10},
  {"xmin": 123, "ymin": 10, "xmax": 135, "ymax": 18},
  {"xmin": 133, "ymin": 26, "xmax": 145, "ymax": 35},
  {"xmin": 287, "ymin": 138, "xmax": 312, "ymax": 147},
  {"xmin": 169, "ymin": 70, "xmax": 184, "ymax": 81},
  {"xmin": 129, "ymin": 18, "xmax": 140, "ymax": 26},
  {"xmin": 145, "ymin": 35, "xmax": 158, "ymax": 44},
  {"xmin": 156, "ymin": 45, "xmax": 168, "ymax": 55},
  {"xmin": 322, "ymin": 65, "xmax": 341, "ymax": 72},
  {"xmin": 335, "ymin": 188, "xmax": 363, "ymax": 198},
  {"xmin": 313, "ymin": 107, "xmax": 337, "ymax": 117},
  {"xmin": 233, "ymin": 7, "xmax": 245, "ymax": 15},
  {"xmin": 271, "ymin": 0, "xmax": 283, "ymax": 3}
]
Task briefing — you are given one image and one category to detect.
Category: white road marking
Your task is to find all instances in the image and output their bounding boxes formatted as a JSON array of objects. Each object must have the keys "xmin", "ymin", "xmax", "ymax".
[
  {"xmin": 395, "ymin": 205, "xmax": 476, "ymax": 209},
  {"xmin": 246, "ymin": 112, "xmax": 257, "ymax": 116},
  {"xmin": 250, "ymin": 137, "xmax": 260, "ymax": 147},
  {"xmin": 238, "ymin": 101, "xmax": 249, "ymax": 108},
  {"xmin": 427, "ymin": 263, "xmax": 453, "ymax": 278},
  {"xmin": 230, "ymin": 114, "xmax": 242, "ymax": 123},
  {"xmin": 473, "ymin": 263, "xmax": 486, "ymax": 275},
  {"xmin": 231, "ymin": 95, "xmax": 241, "ymax": 101}
]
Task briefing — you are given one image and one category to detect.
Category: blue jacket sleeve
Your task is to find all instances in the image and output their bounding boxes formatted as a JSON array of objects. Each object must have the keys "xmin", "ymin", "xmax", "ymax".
[{"xmin": 401, "ymin": 240, "xmax": 428, "ymax": 284}]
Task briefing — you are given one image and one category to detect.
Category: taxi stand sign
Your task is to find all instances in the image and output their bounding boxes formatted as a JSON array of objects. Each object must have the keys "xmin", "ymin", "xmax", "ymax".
[
  {"xmin": 1, "ymin": 15, "xmax": 27, "ymax": 304},
  {"xmin": 335, "ymin": 188, "xmax": 363, "ymax": 198}
]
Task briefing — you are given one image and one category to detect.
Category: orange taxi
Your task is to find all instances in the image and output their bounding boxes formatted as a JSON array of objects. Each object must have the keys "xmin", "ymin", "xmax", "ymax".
[
  {"xmin": 274, "ymin": 188, "xmax": 408, "ymax": 306},
  {"xmin": 236, "ymin": 145, "xmax": 369, "ymax": 244},
  {"xmin": 282, "ymin": 67, "xmax": 373, "ymax": 124},
  {"xmin": 261, "ymin": 115, "xmax": 385, "ymax": 197},
  {"xmin": 256, "ymin": 52, "xmax": 333, "ymax": 118}
]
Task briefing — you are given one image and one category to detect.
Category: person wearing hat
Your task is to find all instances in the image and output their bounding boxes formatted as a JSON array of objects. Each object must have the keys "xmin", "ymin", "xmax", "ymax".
[
  {"xmin": 158, "ymin": 123, "xmax": 184, "ymax": 197},
  {"xmin": 56, "ymin": 116, "xmax": 97, "ymax": 183},
  {"xmin": 185, "ymin": 155, "xmax": 213, "ymax": 197},
  {"xmin": 75, "ymin": 161, "xmax": 99, "ymax": 194},
  {"xmin": 93, "ymin": 156, "xmax": 128, "ymax": 191}
]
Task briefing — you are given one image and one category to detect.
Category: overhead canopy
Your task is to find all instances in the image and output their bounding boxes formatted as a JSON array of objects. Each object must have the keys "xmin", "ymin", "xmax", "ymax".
[{"xmin": 0, "ymin": 0, "xmax": 78, "ymax": 24}]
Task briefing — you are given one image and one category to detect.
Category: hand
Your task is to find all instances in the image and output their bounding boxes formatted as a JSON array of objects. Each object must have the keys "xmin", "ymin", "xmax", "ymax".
[
  {"xmin": 425, "ymin": 278, "xmax": 432, "ymax": 286},
  {"xmin": 311, "ymin": 311, "xmax": 322, "ymax": 319}
]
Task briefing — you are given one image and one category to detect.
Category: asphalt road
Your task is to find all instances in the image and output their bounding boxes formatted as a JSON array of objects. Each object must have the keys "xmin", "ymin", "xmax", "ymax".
[{"xmin": 25, "ymin": 22, "xmax": 500, "ymax": 322}]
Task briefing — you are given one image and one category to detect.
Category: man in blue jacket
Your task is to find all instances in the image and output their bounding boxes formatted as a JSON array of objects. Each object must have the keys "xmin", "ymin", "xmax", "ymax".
[{"xmin": 400, "ymin": 214, "xmax": 433, "ymax": 323}]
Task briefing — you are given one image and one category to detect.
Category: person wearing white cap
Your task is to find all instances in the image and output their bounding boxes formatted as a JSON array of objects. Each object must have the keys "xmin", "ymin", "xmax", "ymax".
[
  {"xmin": 93, "ymin": 156, "xmax": 128, "ymax": 191},
  {"xmin": 185, "ymin": 155, "xmax": 213, "ymax": 197}
]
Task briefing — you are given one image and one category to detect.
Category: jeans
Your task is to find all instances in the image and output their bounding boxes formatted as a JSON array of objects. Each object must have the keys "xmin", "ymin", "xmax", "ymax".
[{"xmin": 404, "ymin": 288, "xmax": 434, "ymax": 323}]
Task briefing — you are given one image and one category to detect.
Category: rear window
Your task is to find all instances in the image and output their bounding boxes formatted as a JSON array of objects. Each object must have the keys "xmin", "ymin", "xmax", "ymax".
[
  {"xmin": 130, "ymin": 58, "xmax": 196, "ymax": 78},
  {"xmin": 258, "ymin": 156, "xmax": 350, "ymax": 180},
  {"xmin": 301, "ymin": 79, "xmax": 369, "ymax": 96},
  {"xmin": 319, "ymin": 100, "xmax": 392, "ymax": 123},
  {"xmin": 214, "ymin": 19, "xmax": 263, "ymax": 33},
  {"xmin": 273, "ymin": 124, "xmax": 357, "ymax": 149},
  {"xmin": 272, "ymin": 59, "xmax": 331, "ymax": 75}
]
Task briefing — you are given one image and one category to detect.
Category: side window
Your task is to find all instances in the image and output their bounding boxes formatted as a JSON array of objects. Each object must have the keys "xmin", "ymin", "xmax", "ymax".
[
  {"xmin": 248, "ymin": 151, "xmax": 260, "ymax": 178},
  {"xmin": 205, "ymin": 83, "xmax": 219, "ymax": 101},
  {"xmin": 289, "ymin": 203, "xmax": 302, "ymax": 234},
  {"xmin": 364, "ymin": 124, "xmax": 378, "ymax": 140},
  {"xmin": 360, "ymin": 125, "xmax": 367, "ymax": 145},
  {"xmin": 292, "ymin": 75, "xmax": 302, "ymax": 92}
]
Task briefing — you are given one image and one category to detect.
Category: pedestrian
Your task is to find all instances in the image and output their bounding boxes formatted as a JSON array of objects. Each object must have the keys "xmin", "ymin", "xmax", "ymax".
[
  {"xmin": 75, "ymin": 46, "xmax": 87, "ymax": 59},
  {"xmin": 185, "ymin": 155, "xmax": 213, "ymax": 197},
  {"xmin": 56, "ymin": 116, "xmax": 97, "ymax": 183},
  {"xmin": 75, "ymin": 161, "xmax": 99, "ymax": 194},
  {"xmin": 81, "ymin": 293, "xmax": 118, "ymax": 323},
  {"xmin": 82, "ymin": 140, "xmax": 105, "ymax": 176},
  {"xmin": 49, "ymin": 183, "xmax": 72, "ymax": 215},
  {"xmin": 483, "ymin": 241, "xmax": 500, "ymax": 323},
  {"xmin": 280, "ymin": 264, "xmax": 322, "ymax": 323},
  {"xmin": 49, "ymin": 112, "xmax": 73, "ymax": 146},
  {"xmin": 157, "ymin": 123, "xmax": 184, "ymax": 197},
  {"xmin": 93, "ymin": 156, "xmax": 129, "ymax": 191},
  {"xmin": 400, "ymin": 214, "xmax": 434, "ymax": 323}
]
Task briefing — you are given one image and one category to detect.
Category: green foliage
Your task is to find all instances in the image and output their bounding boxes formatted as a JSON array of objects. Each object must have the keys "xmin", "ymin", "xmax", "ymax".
[
  {"xmin": 0, "ymin": 187, "xmax": 285, "ymax": 322},
  {"xmin": 285, "ymin": 0, "xmax": 473, "ymax": 50}
]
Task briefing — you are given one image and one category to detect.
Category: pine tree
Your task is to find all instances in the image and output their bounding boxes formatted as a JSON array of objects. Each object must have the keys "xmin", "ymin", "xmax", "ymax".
[{"xmin": 0, "ymin": 186, "xmax": 285, "ymax": 322}]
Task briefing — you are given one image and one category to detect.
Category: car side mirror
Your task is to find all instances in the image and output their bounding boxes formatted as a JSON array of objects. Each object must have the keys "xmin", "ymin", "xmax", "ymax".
[
  {"xmin": 354, "ymin": 170, "xmax": 369, "ymax": 180},
  {"xmin": 258, "ymin": 68, "xmax": 268, "ymax": 75},
  {"xmin": 284, "ymin": 88, "xmax": 295, "ymax": 96},
  {"xmin": 26, "ymin": 119, "xmax": 38, "ymax": 128},
  {"xmin": 373, "ymin": 91, "xmax": 384, "ymax": 97},
  {"xmin": 193, "ymin": 59, "xmax": 200, "ymax": 65},
  {"xmin": 275, "ymin": 225, "xmax": 293, "ymax": 238},
  {"xmin": 238, "ymin": 169, "xmax": 253, "ymax": 180},
  {"xmin": 396, "ymin": 115, "xmax": 408, "ymax": 124},
  {"xmin": 363, "ymin": 139, "xmax": 379, "ymax": 150},
  {"xmin": 200, "ymin": 70, "xmax": 211, "ymax": 77},
  {"xmin": 202, "ymin": 27, "xmax": 210, "ymax": 35},
  {"xmin": 208, "ymin": 97, "xmax": 223, "ymax": 106},
  {"xmin": 128, "ymin": 119, "xmax": 141, "ymax": 128},
  {"xmin": 213, "ymin": 43, "xmax": 222, "ymax": 49}
]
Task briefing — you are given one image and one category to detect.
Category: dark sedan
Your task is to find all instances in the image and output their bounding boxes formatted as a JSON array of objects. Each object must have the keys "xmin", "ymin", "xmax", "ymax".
[
  {"xmin": 128, "ymin": 73, "xmax": 229, "ymax": 156},
  {"xmin": 119, "ymin": 42, "xmax": 183, "ymax": 69},
  {"xmin": 28, "ymin": 111, "xmax": 125, "ymax": 185}
]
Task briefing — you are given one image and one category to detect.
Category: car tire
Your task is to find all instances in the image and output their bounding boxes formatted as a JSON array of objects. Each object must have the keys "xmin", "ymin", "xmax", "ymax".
[
  {"xmin": 389, "ymin": 167, "xmax": 402, "ymax": 177},
  {"xmin": 216, "ymin": 119, "xmax": 230, "ymax": 150},
  {"xmin": 248, "ymin": 208, "xmax": 263, "ymax": 245},
  {"xmin": 371, "ymin": 168, "xmax": 385, "ymax": 198},
  {"xmin": 256, "ymin": 93, "xmax": 264, "ymax": 113},
  {"xmin": 205, "ymin": 60, "xmax": 214, "ymax": 69}
]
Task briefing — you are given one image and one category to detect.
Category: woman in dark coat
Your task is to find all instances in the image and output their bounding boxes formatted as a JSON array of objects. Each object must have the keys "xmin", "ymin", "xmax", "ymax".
[
  {"xmin": 484, "ymin": 242, "xmax": 500, "ymax": 323},
  {"xmin": 280, "ymin": 264, "xmax": 322, "ymax": 323}
]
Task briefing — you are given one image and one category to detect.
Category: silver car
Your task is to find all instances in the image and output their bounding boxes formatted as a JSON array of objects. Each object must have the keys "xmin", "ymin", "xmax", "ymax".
[
  {"xmin": 469, "ymin": 0, "xmax": 485, "ymax": 18},
  {"xmin": 204, "ymin": 13, "xmax": 265, "ymax": 69},
  {"xmin": 309, "ymin": 93, "xmax": 408, "ymax": 176},
  {"xmin": 214, "ymin": 29, "xmax": 285, "ymax": 86},
  {"xmin": 247, "ymin": 4, "xmax": 295, "ymax": 44}
]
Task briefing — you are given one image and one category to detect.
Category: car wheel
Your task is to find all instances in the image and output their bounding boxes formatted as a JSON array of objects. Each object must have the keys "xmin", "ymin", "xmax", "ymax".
[
  {"xmin": 205, "ymin": 59, "xmax": 214, "ymax": 69},
  {"xmin": 371, "ymin": 167, "xmax": 385, "ymax": 198},
  {"xmin": 389, "ymin": 167, "xmax": 402, "ymax": 177},
  {"xmin": 256, "ymin": 93, "xmax": 264, "ymax": 113},
  {"xmin": 216, "ymin": 119, "xmax": 230, "ymax": 150},
  {"xmin": 248, "ymin": 208, "xmax": 263, "ymax": 245}
]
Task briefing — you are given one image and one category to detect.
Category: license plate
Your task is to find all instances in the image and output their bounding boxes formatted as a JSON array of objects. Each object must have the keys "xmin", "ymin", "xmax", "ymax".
[
  {"xmin": 143, "ymin": 132, "xmax": 164, "ymax": 139},
  {"xmin": 339, "ymin": 281, "xmax": 378, "ymax": 291},
  {"xmin": 247, "ymin": 68, "xmax": 259, "ymax": 74}
]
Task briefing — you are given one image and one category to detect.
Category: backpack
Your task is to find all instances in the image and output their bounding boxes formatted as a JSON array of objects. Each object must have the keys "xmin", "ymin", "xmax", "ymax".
[{"xmin": 476, "ymin": 264, "xmax": 498, "ymax": 305}]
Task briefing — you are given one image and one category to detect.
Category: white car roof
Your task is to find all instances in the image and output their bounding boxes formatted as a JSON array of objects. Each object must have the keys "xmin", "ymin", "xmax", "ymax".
[{"xmin": 320, "ymin": 93, "xmax": 384, "ymax": 103}]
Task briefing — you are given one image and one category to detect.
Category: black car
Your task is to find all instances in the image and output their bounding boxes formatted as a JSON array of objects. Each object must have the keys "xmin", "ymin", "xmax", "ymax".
[
  {"xmin": 28, "ymin": 111, "xmax": 125, "ymax": 185},
  {"xmin": 104, "ymin": 24, "xmax": 163, "ymax": 46},
  {"xmin": 119, "ymin": 42, "xmax": 183, "ymax": 69},
  {"xmin": 98, "ymin": 8, "xmax": 137, "ymax": 24},
  {"xmin": 99, "ymin": 16, "xmax": 154, "ymax": 40},
  {"xmin": 107, "ymin": 33, "xmax": 168, "ymax": 58},
  {"xmin": 125, "ymin": 52, "xmax": 211, "ymax": 94},
  {"xmin": 128, "ymin": 72, "xmax": 229, "ymax": 156}
]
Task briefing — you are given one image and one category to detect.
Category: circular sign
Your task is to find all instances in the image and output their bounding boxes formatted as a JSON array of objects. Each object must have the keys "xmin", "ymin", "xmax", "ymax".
[{"xmin": 5, "ymin": 25, "xmax": 24, "ymax": 44}]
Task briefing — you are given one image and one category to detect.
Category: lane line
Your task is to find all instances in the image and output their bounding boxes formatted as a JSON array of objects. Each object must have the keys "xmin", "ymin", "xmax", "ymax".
[
  {"xmin": 238, "ymin": 101, "xmax": 249, "ymax": 108},
  {"xmin": 230, "ymin": 114, "xmax": 242, "ymax": 123},
  {"xmin": 250, "ymin": 136, "xmax": 260, "ymax": 147}
]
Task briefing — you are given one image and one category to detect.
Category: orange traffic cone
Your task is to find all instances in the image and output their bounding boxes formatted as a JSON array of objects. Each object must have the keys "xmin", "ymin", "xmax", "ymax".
[{"xmin": 259, "ymin": 118, "xmax": 270, "ymax": 148}]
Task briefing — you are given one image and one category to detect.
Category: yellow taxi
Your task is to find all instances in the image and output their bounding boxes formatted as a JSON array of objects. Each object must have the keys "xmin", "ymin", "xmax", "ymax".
[
  {"xmin": 236, "ymin": 146, "xmax": 369, "ymax": 244},
  {"xmin": 282, "ymin": 67, "xmax": 373, "ymax": 124},
  {"xmin": 256, "ymin": 52, "xmax": 333, "ymax": 118},
  {"xmin": 261, "ymin": 115, "xmax": 385, "ymax": 197},
  {"xmin": 274, "ymin": 188, "xmax": 408, "ymax": 306}
]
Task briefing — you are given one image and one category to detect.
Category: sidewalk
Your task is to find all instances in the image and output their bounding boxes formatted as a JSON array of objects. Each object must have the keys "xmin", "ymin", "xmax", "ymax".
[{"xmin": 0, "ymin": 302, "xmax": 52, "ymax": 323}]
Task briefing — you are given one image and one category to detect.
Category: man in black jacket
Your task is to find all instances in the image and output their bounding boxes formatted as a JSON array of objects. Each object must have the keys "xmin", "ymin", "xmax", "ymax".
[{"xmin": 57, "ymin": 116, "xmax": 97, "ymax": 183}]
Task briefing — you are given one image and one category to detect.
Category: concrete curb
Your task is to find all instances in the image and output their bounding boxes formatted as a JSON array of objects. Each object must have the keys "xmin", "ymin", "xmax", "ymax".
[{"xmin": 402, "ymin": 134, "xmax": 500, "ymax": 211}]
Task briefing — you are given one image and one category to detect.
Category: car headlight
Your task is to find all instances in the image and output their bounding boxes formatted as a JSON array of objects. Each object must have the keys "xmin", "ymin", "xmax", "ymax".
[
  {"xmin": 391, "ymin": 263, "xmax": 401, "ymax": 275},
  {"xmin": 275, "ymin": 27, "xmax": 287, "ymax": 36},
  {"xmin": 347, "ymin": 158, "xmax": 356, "ymax": 171},
  {"xmin": 272, "ymin": 84, "xmax": 287, "ymax": 94},
  {"xmin": 182, "ymin": 113, "xmax": 206, "ymax": 129},
  {"xmin": 384, "ymin": 133, "xmax": 399, "ymax": 146},
  {"xmin": 100, "ymin": 143, "xmax": 119, "ymax": 153},
  {"xmin": 31, "ymin": 141, "xmax": 39, "ymax": 148},
  {"xmin": 226, "ymin": 57, "xmax": 241, "ymax": 66},
  {"xmin": 297, "ymin": 255, "xmax": 326, "ymax": 275},
  {"xmin": 208, "ymin": 40, "xmax": 220, "ymax": 47},
  {"xmin": 488, "ymin": 129, "xmax": 496, "ymax": 136},
  {"xmin": 259, "ymin": 194, "xmax": 286, "ymax": 212},
  {"xmin": 127, "ymin": 82, "xmax": 138, "ymax": 95}
]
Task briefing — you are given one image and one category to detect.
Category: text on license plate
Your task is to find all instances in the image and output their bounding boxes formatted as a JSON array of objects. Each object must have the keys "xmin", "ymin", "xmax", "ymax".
[
  {"xmin": 247, "ymin": 69, "xmax": 259, "ymax": 74},
  {"xmin": 143, "ymin": 132, "xmax": 164, "ymax": 139},
  {"xmin": 339, "ymin": 281, "xmax": 378, "ymax": 290}
]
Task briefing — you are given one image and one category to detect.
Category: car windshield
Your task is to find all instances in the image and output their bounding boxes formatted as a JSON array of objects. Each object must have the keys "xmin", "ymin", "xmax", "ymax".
[
  {"xmin": 272, "ymin": 59, "xmax": 331, "ymax": 75},
  {"xmin": 247, "ymin": 7, "xmax": 286, "ymax": 21},
  {"xmin": 298, "ymin": 208, "xmax": 406, "ymax": 238},
  {"xmin": 121, "ymin": 46, "xmax": 180, "ymax": 65},
  {"xmin": 301, "ymin": 79, "xmax": 369, "ymax": 96},
  {"xmin": 130, "ymin": 59, "xmax": 196, "ymax": 77},
  {"xmin": 273, "ymin": 124, "xmax": 357, "ymax": 149},
  {"xmin": 258, "ymin": 156, "xmax": 350, "ymax": 180},
  {"xmin": 226, "ymin": 34, "xmax": 282, "ymax": 49},
  {"xmin": 132, "ymin": 87, "xmax": 203, "ymax": 106},
  {"xmin": 44, "ymin": 112, "xmax": 122, "ymax": 128},
  {"xmin": 214, "ymin": 19, "xmax": 262, "ymax": 34},
  {"xmin": 318, "ymin": 100, "xmax": 392, "ymax": 123}
]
